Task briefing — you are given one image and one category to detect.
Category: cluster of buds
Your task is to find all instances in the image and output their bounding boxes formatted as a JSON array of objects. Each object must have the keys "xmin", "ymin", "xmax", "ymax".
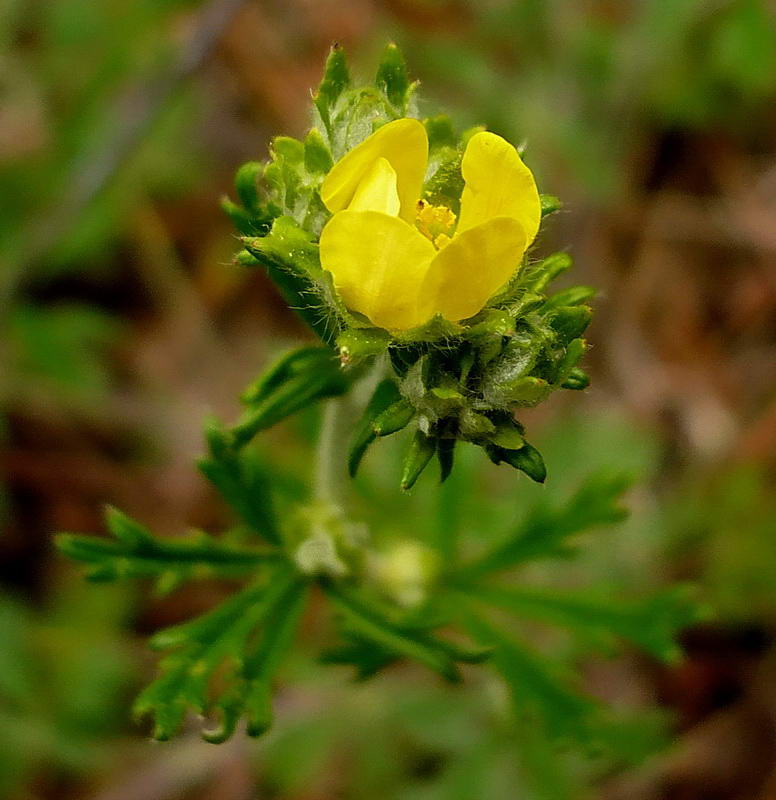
[{"xmin": 224, "ymin": 44, "xmax": 592, "ymax": 488}]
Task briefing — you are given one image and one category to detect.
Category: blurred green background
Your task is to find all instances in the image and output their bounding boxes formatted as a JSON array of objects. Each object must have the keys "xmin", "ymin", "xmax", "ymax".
[{"xmin": 1, "ymin": 1, "xmax": 775, "ymax": 798}]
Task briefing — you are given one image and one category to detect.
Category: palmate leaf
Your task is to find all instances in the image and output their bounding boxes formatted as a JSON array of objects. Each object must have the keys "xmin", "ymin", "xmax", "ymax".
[
  {"xmin": 229, "ymin": 345, "xmax": 353, "ymax": 448},
  {"xmin": 461, "ymin": 583, "xmax": 705, "ymax": 662},
  {"xmin": 135, "ymin": 568, "xmax": 307, "ymax": 741},
  {"xmin": 322, "ymin": 581, "xmax": 464, "ymax": 682},
  {"xmin": 460, "ymin": 605, "xmax": 600, "ymax": 742},
  {"xmin": 457, "ymin": 471, "xmax": 632, "ymax": 578},
  {"xmin": 203, "ymin": 577, "xmax": 309, "ymax": 742},
  {"xmin": 56, "ymin": 507, "xmax": 281, "ymax": 591},
  {"xmin": 199, "ymin": 423, "xmax": 279, "ymax": 544}
]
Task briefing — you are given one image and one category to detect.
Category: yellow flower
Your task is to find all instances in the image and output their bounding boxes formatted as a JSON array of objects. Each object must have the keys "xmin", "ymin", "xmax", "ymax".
[{"xmin": 319, "ymin": 118, "xmax": 541, "ymax": 331}]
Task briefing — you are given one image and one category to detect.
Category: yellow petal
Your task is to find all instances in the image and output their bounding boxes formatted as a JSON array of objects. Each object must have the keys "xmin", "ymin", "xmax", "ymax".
[
  {"xmin": 347, "ymin": 157, "xmax": 400, "ymax": 215},
  {"xmin": 319, "ymin": 210, "xmax": 437, "ymax": 330},
  {"xmin": 457, "ymin": 132, "xmax": 541, "ymax": 245},
  {"xmin": 321, "ymin": 118, "xmax": 428, "ymax": 222},
  {"xmin": 422, "ymin": 217, "xmax": 527, "ymax": 322}
]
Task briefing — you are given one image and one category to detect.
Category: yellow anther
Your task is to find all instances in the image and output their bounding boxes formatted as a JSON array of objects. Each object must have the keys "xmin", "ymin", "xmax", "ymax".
[{"xmin": 415, "ymin": 200, "xmax": 457, "ymax": 246}]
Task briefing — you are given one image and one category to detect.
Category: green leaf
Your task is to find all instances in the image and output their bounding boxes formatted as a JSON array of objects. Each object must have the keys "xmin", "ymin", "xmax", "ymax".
[
  {"xmin": 458, "ymin": 472, "xmax": 632, "ymax": 578},
  {"xmin": 320, "ymin": 634, "xmax": 399, "ymax": 680},
  {"xmin": 198, "ymin": 422, "xmax": 280, "ymax": 544},
  {"xmin": 241, "ymin": 347, "xmax": 336, "ymax": 405},
  {"xmin": 462, "ymin": 606, "xmax": 599, "ymax": 740},
  {"xmin": 135, "ymin": 569, "xmax": 302, "ymax": 741},
  {"xmin": 468, "ymin": 584, "xmax": 704, "ymax": 662},
  {"xmin": 57, "ymin": 508, "xmax": 280, "ymax": 586},
  {"xmin": 322, "ymin": 581, "xmax": 460, "ymax": 682},
  {"xmin": 204, "ymin": 578, "xmax": 308, "ymax": 742},
  {"xmin": 230, "ymin": 350, "xmax": 352, "ymax": 447}
]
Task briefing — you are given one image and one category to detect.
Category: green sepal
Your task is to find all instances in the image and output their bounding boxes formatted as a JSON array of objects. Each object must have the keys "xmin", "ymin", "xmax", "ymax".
[
  {"xmin": 459, "ymin": 408, "xmax": 496, "ymax": 439},
  {"xmin": 489, "ymin": 420, "xmax": 526, "ymax": 450},
  {"xmin": 375, "ymin": 42, "xmax": 411, "ymax": 109},
  {"xmin": 504, "ymin": 376, "xmax": 552, "ymax": 408},
  {"xmin": 527, "ymin": 252, "xmax": 573, "ymax": 294},
  {"xmin": 373, "ymin": 398, "xmax": 415, "ymax": 436},
  {"xmin": 548, "ymin": 305, "xmax": 593, "ymax": 344},
  {"xmin": 562, "ymin": 367, "xmax": 590, "ymax": 390},
  {"xmin": 424, "ymin": 115, "xmax": 457, "ymax": 150},
  {"xmin": 303, "ymin": 128, "xmax": 333, "ymax": 174},
  {"xmin": 337, "ymin": 327, "xmax": 391, "ymax": 366},
  {"xmin": 315, "ymin": 45, "xmax": 352, "ymax": 128},
  {"xmin": 545, "ymin": 285, "xmax": 597, "ymax": 309},
  {"xmin": 349, "ymin": 379, "xmax": 402, "ymax": 477},
  {"xmin": 422, "ymin": 146, "xmax": 464, "ymax": 214},
  {"xmin": 235, "ymin": 161, "xmax": 263, "ymax": 213},
  {"xmin": 234, "ymin": 248, "xmax": 259, "ymax": 266},
  {"xmin": 437, "ymin": 437, "xmax": 456, "ymax": 483},
  {"xmin": 487, "ymin": 442, "xmax": 547, "ymax": 483},
  {"xmin": 401, "ymin": 430, "xmax": 437, "ymax": 491},
  {"xmin": 221, "ymin": 196, "xmax": 262, "ymax": 236},
  {"xmin": 271, "ymin": 136, "xmax": 304, "ymax": 164},
  {"xmin": 392, "ymin": 314, "xmax": 463, "ymax": 344},
  {"xmin": 555, "ymin": 337, "xmax": 586, "ymax": 385},
  {"xmin": 540, "ymin": 194, "xmax": 562, "ymax": 217}
]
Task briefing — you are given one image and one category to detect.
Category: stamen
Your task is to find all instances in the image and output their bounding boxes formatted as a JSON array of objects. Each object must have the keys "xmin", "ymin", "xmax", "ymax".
[{"xmin": 415, "ymin": 200, "xmax": 456, "ymax": 247}]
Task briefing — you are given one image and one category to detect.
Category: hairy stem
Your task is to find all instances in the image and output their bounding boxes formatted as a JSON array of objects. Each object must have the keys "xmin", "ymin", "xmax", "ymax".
[
  {"xmin": 315, "ymin": 398, "xmax": 345, "ymax": 503},
  {"xmin": 314, "ymin": 356, "xmax": 388, "ymax": 504}
]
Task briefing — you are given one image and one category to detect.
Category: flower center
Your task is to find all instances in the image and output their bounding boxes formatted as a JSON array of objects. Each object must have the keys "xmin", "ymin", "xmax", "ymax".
[{"xmin": 415, "ymin": 200, "xmax": 456, "ymax": 249}]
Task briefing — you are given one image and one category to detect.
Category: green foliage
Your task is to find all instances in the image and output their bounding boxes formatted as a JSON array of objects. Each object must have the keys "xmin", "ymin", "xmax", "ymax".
[
  {"xmin": 57, "ymin": 505, "xmax": 280, "ymax": 591},
  {"xmin": 54, "ymin": 44, "xmax": 705, "ymax": 800},
  {"xmin": 60, "ymin": 391, "xmax": 702, "ymax": 757}
]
